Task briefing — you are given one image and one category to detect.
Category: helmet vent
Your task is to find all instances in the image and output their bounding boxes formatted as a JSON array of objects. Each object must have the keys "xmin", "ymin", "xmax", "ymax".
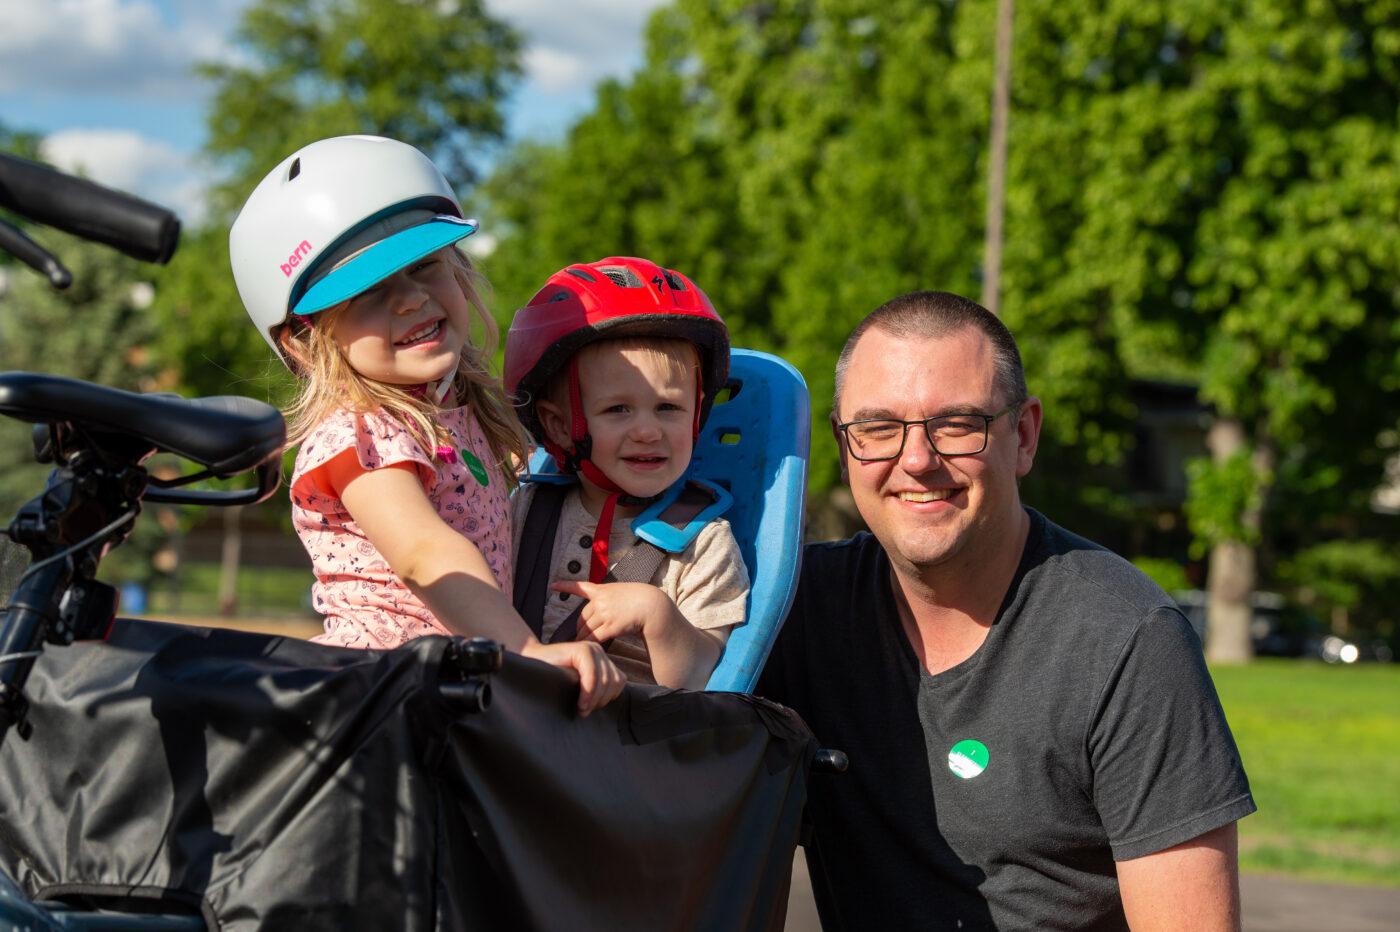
[
  {"xmin": 287, "ymin": 158, "xmax": 301, "ymax": 181},
  {"xmin": 547, "ymin": 290, "xmax": 571, "ymax": 303},
  {"xmin": 566, "ymin": 268, "xmax": 597, "ymax": 282},
  {"xmin": 663, "ymin": 271, "xmax": 687, "ymax": 291},
  {"xmin": 598, "ymin": 266, "xmax": 644, "ymax": 288}
]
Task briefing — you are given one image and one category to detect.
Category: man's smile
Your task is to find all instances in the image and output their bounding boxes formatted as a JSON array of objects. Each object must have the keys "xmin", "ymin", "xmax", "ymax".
[{"xmin": 897, "ymin": 489, "xmax": 959, "ymax": 503}]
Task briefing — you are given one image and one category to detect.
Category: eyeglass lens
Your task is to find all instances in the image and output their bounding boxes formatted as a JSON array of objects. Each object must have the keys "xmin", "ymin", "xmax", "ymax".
[{"xmin": 846, "ymin": 415, "xmax": 989, "ymax": 460}]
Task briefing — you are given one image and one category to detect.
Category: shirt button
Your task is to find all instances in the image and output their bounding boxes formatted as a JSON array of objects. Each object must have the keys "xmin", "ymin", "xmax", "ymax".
[
  {"xmin": 567, "ymin": 560, "xmax": 582, "ymax": 573},
  {"xmin": 579, "ymin": 535, "xmax": 592, "ymax": 548},
  {"xmin": 558, "ymin": 591, "xmax": 571, "ymax": 601}
]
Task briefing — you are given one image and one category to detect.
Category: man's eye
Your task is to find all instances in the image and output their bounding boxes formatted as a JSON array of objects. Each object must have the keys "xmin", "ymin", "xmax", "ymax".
[
  {"xmin": 855, "ymin": 422, "xmax": 901, "ymax": 440},
  {"xmin": 935, "ymin": 417, "xmax": 981, "ymax": 435}
]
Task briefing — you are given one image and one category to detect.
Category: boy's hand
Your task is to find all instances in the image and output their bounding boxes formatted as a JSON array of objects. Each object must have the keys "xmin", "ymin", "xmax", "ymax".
[
  {"xmin": 550, "ymin": 580, "xmax": 727, "ymax": 691},
  {"xmin": 519, "ymin": 639, "xmax": 625, "ymax": 716},
  {"xmin": 550, "ymin": 580, "xmax": 680, "ymax": 643}
]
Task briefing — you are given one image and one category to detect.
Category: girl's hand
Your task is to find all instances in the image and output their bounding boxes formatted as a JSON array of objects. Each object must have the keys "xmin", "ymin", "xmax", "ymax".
[
  {"xmin": 549, "ymin": 580, "xmax": 676, "ymax": 643},
  {"xmin": 520, "ymin": 639, "xmax": 625, "ymax": 717}
]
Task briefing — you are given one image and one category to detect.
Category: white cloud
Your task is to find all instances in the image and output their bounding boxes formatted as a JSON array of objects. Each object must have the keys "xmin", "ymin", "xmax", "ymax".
[
  {"xmin": 0, "ymin": 0, "xmax": 239, "ymax": 98},
  {"xmin": 488, "ymin": 0, "xmax": 668, "ymax": 94},
  {"xmin": 522, "ymin": 46, "xmax": 595, "ymax": 95},
  {"xmin": 40, "ymin": 129, "xmax": 211, "ymax": 227}
]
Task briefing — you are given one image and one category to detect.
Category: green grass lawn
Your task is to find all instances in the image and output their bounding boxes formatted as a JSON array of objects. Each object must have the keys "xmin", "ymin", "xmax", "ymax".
[
  {"xmin": 139, "ymin": 563, "xmax": 313, "ymax": 621},
  {"xmin": 1211, "ymin": 659, "xmax": 1400, "ymax": 887}
]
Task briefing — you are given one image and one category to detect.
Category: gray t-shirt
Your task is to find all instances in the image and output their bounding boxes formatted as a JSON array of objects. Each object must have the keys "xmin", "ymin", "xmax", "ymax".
[{"xmin": 759, "ymin": 509, "xmax": 1255, "ymax": 931}]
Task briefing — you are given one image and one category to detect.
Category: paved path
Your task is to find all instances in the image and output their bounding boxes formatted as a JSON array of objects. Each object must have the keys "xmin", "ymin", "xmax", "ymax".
[{"xmin": 782, "ymin": 849, "xmax": 1400, "ymax": 930}]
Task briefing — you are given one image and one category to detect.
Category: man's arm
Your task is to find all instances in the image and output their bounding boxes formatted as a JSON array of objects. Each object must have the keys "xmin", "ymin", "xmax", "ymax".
[{"xmin": 1116, "ymin": 822, "xmax": 1241, "ymax": 932}]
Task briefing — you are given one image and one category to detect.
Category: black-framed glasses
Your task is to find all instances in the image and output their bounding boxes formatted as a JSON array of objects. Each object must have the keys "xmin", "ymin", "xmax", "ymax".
[{"xmin": 837, "ymin": 403, "xmax": 1022, "ymax": 462}]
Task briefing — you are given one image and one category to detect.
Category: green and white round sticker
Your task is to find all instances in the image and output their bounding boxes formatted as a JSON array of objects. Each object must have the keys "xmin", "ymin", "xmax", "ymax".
[
  {"xmin": 461, "ymin": 448, "xmax": 489, "ymax": 486},
  {"xmin": 948, "ymin": 739, "xmax": 989, "ymax": 779}
]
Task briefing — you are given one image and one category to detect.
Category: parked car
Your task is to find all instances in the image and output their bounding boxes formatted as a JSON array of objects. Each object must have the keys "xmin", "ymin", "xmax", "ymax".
[{"xmin": 1173, "ymin": 590, "xmax": 1394, "ymax": 663}]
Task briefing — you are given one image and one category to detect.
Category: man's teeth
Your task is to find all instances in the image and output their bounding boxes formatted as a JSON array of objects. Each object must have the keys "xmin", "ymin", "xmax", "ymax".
[{"xmin": 899, "ymin": 490, "xmax": 955, "ymax": 502}]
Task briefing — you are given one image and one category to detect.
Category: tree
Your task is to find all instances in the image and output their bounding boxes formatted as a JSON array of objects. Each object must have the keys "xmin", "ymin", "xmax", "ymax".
[
  {"xmin": 481, "ymin": 0, "xmax": 1400, "ymax": 658},
  {"xmin": 483, "ymin": 0, "xmax": 989, "ymax": 496},
  {"xmin": 991, "ymin": 0, "xmax": 1400, "ymax": 660}
]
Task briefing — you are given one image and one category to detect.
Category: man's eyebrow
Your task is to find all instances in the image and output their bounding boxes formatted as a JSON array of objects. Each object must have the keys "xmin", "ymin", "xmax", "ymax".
[
  {"xmin": 844, "ymin": 406, "xmax": 899, "ymax": 422},
  {"xmin": 845, "ymin": 404, "xmax": 992, "ymax": 421}
]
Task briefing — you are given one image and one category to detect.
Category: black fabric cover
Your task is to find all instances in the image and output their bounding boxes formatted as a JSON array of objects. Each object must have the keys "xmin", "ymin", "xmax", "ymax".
[{"xmin": 0, "ymin": 619, "xmax": 815, "ymax": 930}]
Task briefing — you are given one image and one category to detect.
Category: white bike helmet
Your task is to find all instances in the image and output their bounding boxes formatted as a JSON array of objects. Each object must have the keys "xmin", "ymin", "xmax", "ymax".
[{"xmin": 229, "ymin": 135, "xmax": 478, "ymax": 365}]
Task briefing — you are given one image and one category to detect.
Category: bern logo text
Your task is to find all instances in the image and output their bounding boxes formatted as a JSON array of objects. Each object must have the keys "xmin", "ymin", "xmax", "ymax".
[{"xmin": 280, "ymin": 241, "xmax": 313, "ymax": 277}]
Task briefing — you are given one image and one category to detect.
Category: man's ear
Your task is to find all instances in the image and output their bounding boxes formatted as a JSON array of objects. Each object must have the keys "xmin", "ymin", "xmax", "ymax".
[
  {"xmin": 535, "ymin": 397, "xmax": 573, "ymax": 450},
  {"xmin": 831, "ymin": 412, "xmax": 851, "ymax": 486},
  {"xmin": 1014, "ymin": 396, "xmax": 1043, "ymax": 479}
]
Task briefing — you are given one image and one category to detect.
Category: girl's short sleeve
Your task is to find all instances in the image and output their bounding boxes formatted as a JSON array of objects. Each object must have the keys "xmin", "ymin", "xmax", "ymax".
[{"xmin": 292, "ymin": 408, "xmax": 435, "ymax": 505}]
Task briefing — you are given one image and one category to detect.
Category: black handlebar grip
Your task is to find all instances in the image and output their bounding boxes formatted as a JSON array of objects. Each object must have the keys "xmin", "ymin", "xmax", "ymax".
[{"xmin": 0, "ymin": 153, "xmax": 180, "ymax": 264}]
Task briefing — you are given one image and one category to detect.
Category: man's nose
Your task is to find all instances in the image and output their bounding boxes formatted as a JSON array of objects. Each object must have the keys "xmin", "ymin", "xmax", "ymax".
[{"xmin": 898, "ymin": 423, "xmax": 942, "ymax": 472}]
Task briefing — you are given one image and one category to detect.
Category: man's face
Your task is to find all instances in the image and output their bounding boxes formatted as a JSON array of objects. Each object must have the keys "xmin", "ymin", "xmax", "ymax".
[{"xmin": 834, "ymin": 325, "xmax": 1040, "ymax": 581}]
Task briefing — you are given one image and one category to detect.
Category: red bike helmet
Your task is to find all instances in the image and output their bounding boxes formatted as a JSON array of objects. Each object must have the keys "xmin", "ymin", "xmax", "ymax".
[{"xmin": 505, "ymin": 257, "xmax": 730, "ymax": 471}]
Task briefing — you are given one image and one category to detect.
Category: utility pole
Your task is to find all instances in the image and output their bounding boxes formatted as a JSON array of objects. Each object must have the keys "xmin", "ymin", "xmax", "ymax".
[{"xmin": 981, "ymin": 0, "xmax": 1014, "ymax": 316}]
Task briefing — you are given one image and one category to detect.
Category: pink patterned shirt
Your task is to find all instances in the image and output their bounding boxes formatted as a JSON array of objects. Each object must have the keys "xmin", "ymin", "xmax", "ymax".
[{"xmin": 290, "ymin": 405, "xmax": 514, "ymax": 649}]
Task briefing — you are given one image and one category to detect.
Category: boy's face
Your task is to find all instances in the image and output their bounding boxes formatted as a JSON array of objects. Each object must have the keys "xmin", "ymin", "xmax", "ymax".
[{"xmin": 540, "ymin": 342, "xmax": 698, "ymax": 513}]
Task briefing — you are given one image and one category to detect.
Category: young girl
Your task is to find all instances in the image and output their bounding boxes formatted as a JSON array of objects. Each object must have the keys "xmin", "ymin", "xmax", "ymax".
[{"xmin": 228, "ymin": 134, "xmax": 622, "ymax": 715}]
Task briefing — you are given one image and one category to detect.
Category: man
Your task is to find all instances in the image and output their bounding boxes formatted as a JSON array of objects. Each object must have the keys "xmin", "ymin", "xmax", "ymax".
[{"xmin": 760, "ymin": 291, "xmax": 1255, "ymax": 931}]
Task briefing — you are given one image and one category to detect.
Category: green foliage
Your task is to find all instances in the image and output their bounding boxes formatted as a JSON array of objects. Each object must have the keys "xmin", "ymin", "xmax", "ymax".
[
  {"xmin": 1277, "ymin": 539, "xmax": 1400, "ymax": 646},
  {"xmin": 1183, "ymin": 451, "xmax": 1267, "ymax": 555},
  {"xmin": 1213, "ymin": 659, "xmax": 1400, "ymax": 887},
  {"xmin": 201, "ymin": 0, "xmax": 522, "ymax": 204},
  {"xmin": 479, "ymin": 0, "xmax": 1400, "ymax": 596},
  {"xmin": 482, "ymin": 0, "xmax": 992, "ymax": 492},
  {"xmin": 146, "ymin": 226, "xmax": 295, "ymax": 404},
  {"xmin": 0, "ymin": 231, "xmax": 162, "ymax": 519},
  {"xmin": 1131, "ymin": 556, "xmax": 1192, "ymax": 593}
]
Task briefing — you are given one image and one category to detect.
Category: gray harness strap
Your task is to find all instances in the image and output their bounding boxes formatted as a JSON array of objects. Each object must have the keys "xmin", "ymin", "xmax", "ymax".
[{"xmin": 515, "ymin": 481, "xmax": 720, "ymax": 645}]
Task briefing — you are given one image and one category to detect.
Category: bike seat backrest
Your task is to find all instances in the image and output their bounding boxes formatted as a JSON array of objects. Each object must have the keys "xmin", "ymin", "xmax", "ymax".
[
  {"xmin": 694, "ymin": 350, "xmax": 809, "ymax": 693},
  {"xmin": 0, "ymin": 372, "xmax": 285, "ymax": 476}
]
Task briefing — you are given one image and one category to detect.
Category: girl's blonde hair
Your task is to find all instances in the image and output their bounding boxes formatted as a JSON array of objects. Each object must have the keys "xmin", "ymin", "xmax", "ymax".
[{"xmin": 279, "ymin": 248, "xmax": 527, "ymax": 486}]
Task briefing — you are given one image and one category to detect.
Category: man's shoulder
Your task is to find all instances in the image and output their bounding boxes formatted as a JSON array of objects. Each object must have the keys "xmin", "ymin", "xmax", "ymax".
[{"xmin": 1023, "ymin": 509, "xmax": 1177, "ymax": 617}]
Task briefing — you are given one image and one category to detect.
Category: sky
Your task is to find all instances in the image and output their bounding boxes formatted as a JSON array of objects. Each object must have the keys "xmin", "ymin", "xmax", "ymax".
[{"xmin": 0, "ymin": 0, "xmax": 667, "ymax": 226}]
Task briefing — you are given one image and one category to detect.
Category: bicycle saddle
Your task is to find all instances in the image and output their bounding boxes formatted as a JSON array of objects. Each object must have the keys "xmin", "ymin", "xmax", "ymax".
[{"xmin": 0, "ymin": 372, "xmax": 285, "ymax": 476}]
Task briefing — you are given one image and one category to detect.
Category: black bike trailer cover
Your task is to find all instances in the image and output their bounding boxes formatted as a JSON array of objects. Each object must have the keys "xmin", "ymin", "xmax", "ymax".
[{"xmin": 0, "ymin": 619, "xmax": 815, "ymax": 930}]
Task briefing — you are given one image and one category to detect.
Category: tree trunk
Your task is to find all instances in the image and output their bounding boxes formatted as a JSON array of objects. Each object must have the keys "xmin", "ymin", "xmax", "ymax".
[
  {"xmin": 1204, "ymin": 416, "xmax": 1261, "ymax": 664},
  {"xmin": 981, "ymin": 0, "xmax": 1014, "ymax": 316},
  {"xmin": 218, "ymin": 505, "xmax": 243, "ymax": 617},
  {"xmin": 1205, "ymin": 536, "xmax": 1254, "ymax": 664}
]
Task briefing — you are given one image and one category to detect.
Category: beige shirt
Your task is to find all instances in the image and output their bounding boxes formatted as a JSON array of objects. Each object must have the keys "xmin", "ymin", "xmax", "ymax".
[{"xmin": 511, "ymin": 482, "xmax": 750, "ymax": 684}]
